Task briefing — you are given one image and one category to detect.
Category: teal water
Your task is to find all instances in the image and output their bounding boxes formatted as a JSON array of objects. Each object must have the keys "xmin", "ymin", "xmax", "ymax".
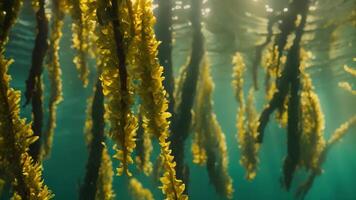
[{"xmin": 3, "ymin": 1, "xmax": 356, "ymax": 199}]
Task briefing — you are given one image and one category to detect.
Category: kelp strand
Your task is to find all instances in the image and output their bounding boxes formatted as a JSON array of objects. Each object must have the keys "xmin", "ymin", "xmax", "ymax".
[
  {"xmin": 79, "ymin": 78, "xmax": 106, "ymax": 200},
  {"xmin": 0, "ymin": 1, "xmax": 53, "ymax": 198},
  {"xmin": 192, "ymin": 58, "xmax": 234, "ymax": 198},
  {"xmin": 25, "ymin": 0, "xmax": 49, "ymax": 161},
  {"xmin": 42, "ymin": 0, "xmax": 66, "ymax": 159},
  {"xmin": 170, "ymin": 0, "xmax": 204, "ymax": 191}
]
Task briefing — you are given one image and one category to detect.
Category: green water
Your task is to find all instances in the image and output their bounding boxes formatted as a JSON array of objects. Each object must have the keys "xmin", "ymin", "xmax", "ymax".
[{"xmin": 3, "ymin": 0, "xmax": 356, "ymax": 199}]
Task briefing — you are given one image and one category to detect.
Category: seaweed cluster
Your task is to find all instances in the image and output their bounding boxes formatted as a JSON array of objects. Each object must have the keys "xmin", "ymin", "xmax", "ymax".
[{"xmin": 1, "ymin": 0, "xmax": 355, "ymax": 199}]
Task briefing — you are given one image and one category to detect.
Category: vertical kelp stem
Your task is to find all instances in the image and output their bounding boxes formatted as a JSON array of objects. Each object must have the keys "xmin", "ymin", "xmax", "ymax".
[
  {"xmin": 256, "ymin": 0, "xmax": 310, "ymax": 142},
  {"xmin": 110, "ymin": 0, "xmax": 131, "ymax": 176},
  {"xmin": 170, "ymin": 0, "xmax": 204, "ymax": 190},
  {"xmin": 79, "ymin": 78, "xmax": 105, "ymax": 200},
  {"xmin": 283, "ymin": 11, "xmax": 307, "ymax": 189},
  {"xmin": 156, "ymin": 0, "xmax": 174, "ymax": 114},
  {"xmin": 25, "ymin": 0, "xmax": 49, "ymax": 161}
]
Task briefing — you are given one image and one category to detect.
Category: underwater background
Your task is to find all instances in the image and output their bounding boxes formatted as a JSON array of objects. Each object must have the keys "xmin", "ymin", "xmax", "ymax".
[{"xmin": 2, "ymin": 0, "xmax": 356, "ymax": 199}]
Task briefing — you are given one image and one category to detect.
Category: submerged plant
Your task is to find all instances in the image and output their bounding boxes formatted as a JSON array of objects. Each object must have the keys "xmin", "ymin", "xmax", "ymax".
[
  {"xmin": 192, "ymin": 58, "xmax": 234, "ymax": 199},
  {"xmin": 42, "ymin": 0, "xmax": 68, "ymax": 159},
  {"xmin": 129, "ymin": 178, "xmax": 154, "ymax": 200},
  {"xmin": 25, "ymin": 0, "xmax": 49, "ymax": 161},
  {"xmin": 0, "ymin": 1, "xmax": 52, "ymax": 198},
  {"xmin": 338, "ymin": 64, "xmax": 356, "ymax": 95},
  {"xmin": 232, "ymin": 53, "xmax": 260, "ymax": 181}
]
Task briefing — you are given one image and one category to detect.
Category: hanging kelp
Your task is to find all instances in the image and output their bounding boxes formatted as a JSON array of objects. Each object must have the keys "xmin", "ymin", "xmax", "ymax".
[
  {"xmin": 0, "ymin": 2, "xmax": 53, "ymax": 198},
  {"xmin": 338, "ymin": 64, "xmax": 356, "ymax": 95},
  {"xmin": 155, "ymin": 0, "xmax": 174, "ymax": 114},
  {"xmin": 256, "ymin": 0, "xmax": 310, "ymax": 189},
  {"xmin": 135, "ymin": 108, "xmax": 153, "ymax": 176},
  {"xmin": 296, "ymin": 116, "xmax": 356, "ymax": 199},
  {"xmin": 251, "ymin": 15, "xmax": 278, "ymax": 90},
  {"xmin": 129, "ymin": 178, "xmax": 154, "ymax": 200},
  {"xmin": 96, "ymin": 0, "xmax": 188, "ymax": 198},
  {"xmin": 70, "ymin": 0, "xmax": 94, "ymax": 87},
  {"xmin": 298, "ymin": 49, "xmax": 326, "ymax": 172},
  {"xmin": 95, "ymin": 144, "xmax": 115, "ymax": 200},
  {"xmin": 79, "ymin": 78, "xmax": 107, "ymax": 200},
  {"xmin": 232, "ymin": 53, "xmax": 260, "ymax": 181},
  {"xmin": 170, "ymin": 0, "xmax": 205, "ymax": 190},
  {"xmin": 97, "ymin": 0, "xmax": 138, "ymax": 176},
  {"xmin": 42, "ymin": 0, "xmax": 68, "ymax": 159},
  {"xmin": 24, "ymin": 0, "xmax": 49, "ymax": 161},
  {"xmin": 192, "ymin": 58, "xmax": 234, "ymax": 199},
  {"xmin": 135, "ymin": 1, "xmax": 188, "ymax": 198}
]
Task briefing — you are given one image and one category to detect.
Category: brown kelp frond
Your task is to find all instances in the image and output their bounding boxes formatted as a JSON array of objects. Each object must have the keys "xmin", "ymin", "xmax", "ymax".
[
  {"xmin": 299, "ymin": 70, "xmax": 325, "ymax": 171},
  {"xmin": 343, "ymin": 64, "xmax": 356, "ymax": 76},
  {"xmin": 42, "ymin": 0, "xmax": 68, "ymax": 159},
  {"xmin": 135, "ymin": 0, "xmax": 188, "ymax": 198},
  {"xmin": 327, "ymin": 116, "xmax": 356, "ymax": 146},
  {"xmin": 84, "ymin": 94, "xmax": 94, "ymax": 146},
  {"xmin": 1, "ymin": 56, "xmax": 52, "ymax": 199},
  {"xmin": 232, "ymin": 53, "xmax": 260, "ymax": 181},
  {"xmin": 173, "ymin": 57, "xmax": 190, "ymax": 113},
  {"xmin": 338, "ymin": 64, "xmax": 356, "ymax": 94},
  {"xmin": 135, "ymin": 109, "xmax": 153, "ymax": 176},
  {"xmin": 129, "ymin": 178, "xmax": 154, "ymax": 200},
  {"xmin": 159, "ymin": 135, "xmax": 188, "ymax": 200},
  {"xmin": 232, "ymin": 53, "xmax": 246, "ymax": 104},
  {"xmin": 95, "ymin": 144, "xmax": 115, "ymax": 200},
  {"xmin": 25, "ymin": 0, "xmax": 48, "ymax": 106},
  {"xmin": 338, "ymin": 82, "xmax": 356, "ymax": 95},
  {"xmin": 98, "ymin": 0, "xmax": 138, "ymax": 177},
  {"xmin": 296, "ymin": 116, "xmax": 356, "ymax": 199},
  {"xmin": 192, "ymin": 58, "xmax": 233, "ymax": 199},
  {"xmin": 133, "ymin": 0, "xmax": 172, "ymax": 139},
  {"xmin": 70, "ymin": 0, "xmax": 96, "ymax": 87},
  {"xmin": 79, "ymin": 77, "xmax": 106, "ymax": 200},
  {"xmin": 25, "ymin": 0, "xmax": 49, "ymax": 161}
]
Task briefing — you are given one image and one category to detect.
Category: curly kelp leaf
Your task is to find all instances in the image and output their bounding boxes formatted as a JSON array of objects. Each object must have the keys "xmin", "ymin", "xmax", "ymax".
[
  {"xmin": 42, "ymin": 0, "xmax": 68, "ymax": 159},
  {"xmin": 135, "ymin": 1, "xmax": 188, "ymax": 199},
  {"xmin": 95, "ymin": 144, "xmax": 115, "ymax": 200},
  {"xmin": 232, "ymin": 53, "xmax": 260, "ymax": 181},
  {"xmin": 338, "ymin": 64, "xmax": 356, "ymax": 95},
  {"xmin": 70, "ymin": 0, "xmax": 96, "ymax": 87},
  {"xmin": 129, "ymin": 178, "xmax": 154, "ymax": 200},
  {"xmin": 98, "ymin": 0, "xmax": 138, "ymax": 176},
  {"xmin": 192, "ymin": 58, "xmax": 234, "ymax": 198},
  {"xmin": 135, "ymin": 108, "xmax": 153, "ymax": 176},
  {"xmin": 1, "ymin": 53, "xmax": 53, "ymax": 199}
]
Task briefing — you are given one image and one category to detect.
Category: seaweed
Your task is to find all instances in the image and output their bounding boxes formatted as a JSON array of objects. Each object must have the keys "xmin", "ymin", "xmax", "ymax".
[
  {"xmin": 0, "ymin": 2, "xmax": 52, "ymax": 197},
  {"xmin": 42, "ymin": 0, "xmax": 68, "ymax": 159},
  {"xmin": 192, "ymin": 58, "xmax": 234, "ymax": 199},
  {"xmin": 170, "ymin": 0, "xmax": 205, "ymax": 191},
  {"xmin": 129, "ymin": 178, "xmax": 154, "ymax": 200},
  {"xmin": 25, "ymin": 0, "xmax": 49, "ymax": 161},
  {"xmin": 232, "ymin": 53, "xmax": 260, "ymax": 181},
  {"xmin": 79, "ymin": 78, "xmax": 106, "ymax": 200}
]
